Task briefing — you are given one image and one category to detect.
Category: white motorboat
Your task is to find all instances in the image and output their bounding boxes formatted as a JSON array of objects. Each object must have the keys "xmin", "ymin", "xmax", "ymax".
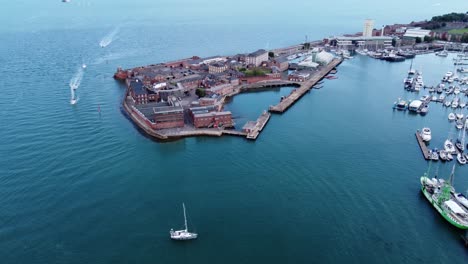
[
  {"xmin": 170, "ymin": 203, "xmax": 198, "ymax": 241},
  {"xmin": 456, "ymin": 121, "xmax": 464, "ymax": 130},
  {"xmin": 454, "ymin": 87, "xmax": 460, "ymax": 95},
  {"xmin": 439, "ymin": 94, "xmax": 445, "ymax": 101},
  {"xmin": 445, "ymin": 101, "xmax": 451, "ymax": 107},
  {"xmin": 444, "ymin": 139, "xmax": 456, "ymax": 154},
  {"xmin": 445, "ymin": 71, "xmax": 454, "ymax": 78},
  {"xmin": 456, "ymin": 113, "xmax": 464, "ymax": 120},
  {"xmin": 460, "ymin": 101, "xmax": 466, "ymax": 108},
  {"xmin": 448, "ymin": 112, "xmax": 456, "ymax": 121},
  {"xmin": 457, "ymin": 153, "xmax": 467, "ymax": 165},
  {"xmin": 452, "ymin": 100, "xmax": 459, "ymax": 108},
  {"xmin": 455, "ymin": 193, "xmax": 468, "ymax": 209},
  {"xmin": 421, "ymin": 127, "xmax": 431, "ymax": 142}
]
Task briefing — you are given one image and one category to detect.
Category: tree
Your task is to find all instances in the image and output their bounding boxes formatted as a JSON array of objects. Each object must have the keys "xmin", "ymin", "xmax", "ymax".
[
  {"xmin": 268, "ymin": 51, "xmax": 275, "ymax": 58},
  {"xmin": 415, "ymin": 37, "xmax": 422, "ymax": 44},
  {"xmin": 461, "ymin": 34, "xmax": 468, "ymax": 43},
  {"xmin": 195, "ymin": 88, "xmax": 206, "ymax": 98},
  {"xmin": 424, "ymin": 35, "xmax": 433, "ymax": 42}
]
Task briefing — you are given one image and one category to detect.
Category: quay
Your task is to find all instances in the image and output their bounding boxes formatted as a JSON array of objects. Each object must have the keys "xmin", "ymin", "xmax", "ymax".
[
  {"xmin": 415, "ymin": 131, "xmax": 431, "ymax": 160},
  {"xmin": 269, "ymin": 58, "xmax": 343, "ymax": 113}
]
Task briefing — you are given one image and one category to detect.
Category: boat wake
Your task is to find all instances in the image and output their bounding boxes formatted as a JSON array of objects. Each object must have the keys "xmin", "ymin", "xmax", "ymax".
[
  {"xmin": 69, "ymin": 66, "xmax": 85, "ymax": 105},
  {"xmin": 99, "ymin": 26, "xmax": 119, "ymax": 48}
]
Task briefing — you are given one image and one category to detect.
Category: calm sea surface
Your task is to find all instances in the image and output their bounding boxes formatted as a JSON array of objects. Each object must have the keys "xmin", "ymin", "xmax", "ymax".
[{"xmin": 1, "ymin": 0, "xmax": 468, "ymax": 263}]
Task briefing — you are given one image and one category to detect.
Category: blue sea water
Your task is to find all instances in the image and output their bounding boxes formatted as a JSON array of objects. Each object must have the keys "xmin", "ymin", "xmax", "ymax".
[{"xmin": 1, "ymin": 0, "xmax": 468, "ymax": 263}]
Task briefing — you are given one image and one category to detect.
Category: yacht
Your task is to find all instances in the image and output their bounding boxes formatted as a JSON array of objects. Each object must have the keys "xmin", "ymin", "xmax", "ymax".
[
  {"xmin": 456, "ymin": 121, "xmax": 464, "ymax": 129},
  {"xmin": 444, "ymin": 139, "xmax": 456, "ymax": 154},
  {"xmin": 456, "ymin": 113, "xmax": 464, "ymax": 120},
  {"xmin": 448, "ymin": 112, "xmax": 456, "ymax": 121},
  {"xmin": 445, "ymin": 101, "xmax": 451, "ymax": 107},
  {"xmin": 421, "ymin": 127, "xmax": 432, "ymax": 142},
  {"xmin": 170, "ymin": 203, "xmax": 198, "ymax": 241},
  {"xmin": 452, "ymin": 99, "xmax": 459, "ymax": 108},
  {"xmin": 454, "ymin": 87, "xmax": 461, "ymax": 95},
  {"xmin": 460, "ymin": 101, "xmax": 466, "ymax": 108},
  {"xmin": 447, "ymin": 152, "xmax": 454, "ymax": 160}
]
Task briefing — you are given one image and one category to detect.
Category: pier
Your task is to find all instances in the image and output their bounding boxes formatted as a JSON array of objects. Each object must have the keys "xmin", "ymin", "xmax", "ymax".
[
  {"xmin": 269, "ymin": 58, "xmax": 343, "ymax": 113},
  {"xmin": 415, "ymin": 131, "xmax": 431, "ymax": 160},
  {"xmin": 246, "ymin": 112, "xmax": 271, "ymax": 140}
]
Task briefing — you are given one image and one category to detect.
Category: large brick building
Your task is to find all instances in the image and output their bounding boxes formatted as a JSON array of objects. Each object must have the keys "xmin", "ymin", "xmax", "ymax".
[
  {"xmin": 193, "ymin": 111, "xmax": 233, "ymax": 128},
  {"xmin": 152, "ymin": 105, "xmax": 184, "ymax": 130},
  {"xmin": 128, "ymin": 79, "xmax": 159, "ymax": 105}
]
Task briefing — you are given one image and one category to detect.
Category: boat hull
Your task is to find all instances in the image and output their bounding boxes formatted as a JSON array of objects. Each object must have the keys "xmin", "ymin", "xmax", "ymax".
[{"xmin": 420, "ymin": 177, "xmax": 468, "ymax": 229}]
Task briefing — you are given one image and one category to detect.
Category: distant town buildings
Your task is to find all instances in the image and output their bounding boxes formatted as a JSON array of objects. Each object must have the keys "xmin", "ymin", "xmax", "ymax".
[{"xmin": 363, "ymin": 19, "xmax": 374, "ymax": 38}]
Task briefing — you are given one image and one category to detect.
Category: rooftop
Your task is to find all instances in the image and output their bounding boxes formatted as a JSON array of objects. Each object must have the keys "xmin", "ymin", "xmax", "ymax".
[{"xmin": 247, "ymin": 49, "xmax": 267, "ymax": 57}]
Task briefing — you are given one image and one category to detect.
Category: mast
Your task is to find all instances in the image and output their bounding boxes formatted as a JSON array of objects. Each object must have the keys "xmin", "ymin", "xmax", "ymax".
[
  {"xmin": 183, "ymin": 203, "xmax": 188, "ymax": 231},
  {"xmin": 449, "ymin": 164, "xmax": 456, "ymax": 186}
]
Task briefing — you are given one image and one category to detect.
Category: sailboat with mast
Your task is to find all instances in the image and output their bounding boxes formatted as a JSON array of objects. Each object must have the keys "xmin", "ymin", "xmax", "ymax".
[
  {"xmin": 420, "ymin": 163, "xmax": 468, "ymax": 229},
  {"xmin": 170, "ymin": 203, "xmax": 198, "ymax": 240}
]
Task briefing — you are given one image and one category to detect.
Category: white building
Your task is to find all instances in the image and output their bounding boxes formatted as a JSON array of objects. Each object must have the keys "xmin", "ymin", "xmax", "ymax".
[
  {"xmin": 245, "ymin": 49, "xmax": 268, "ymax": 67},
  {"xmin": 403, "ymin": 27, "xmax": 431, "ymax": 39},
  {"xmin": 335, "ymin": 36, "xmax": 393, "ymax": 51},
  {"xmin": 363, "ymin": 19, "xmax": 374, "ymax": 38}
]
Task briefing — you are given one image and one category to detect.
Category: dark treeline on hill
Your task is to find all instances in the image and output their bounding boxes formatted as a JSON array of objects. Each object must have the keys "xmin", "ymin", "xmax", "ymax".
[
  {"xmin": 423, "ymin": 12, "xmax": 468, "ymax": 30},
  {"xmin": 431, "ymin": 12, "xmax": 468, "ymax": 23}
]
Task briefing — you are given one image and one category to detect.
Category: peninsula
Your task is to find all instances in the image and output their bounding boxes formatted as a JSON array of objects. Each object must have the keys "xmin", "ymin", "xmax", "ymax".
[{"xmin": 115, "ymin": 42, "xmax": 342, "ymax": 141}]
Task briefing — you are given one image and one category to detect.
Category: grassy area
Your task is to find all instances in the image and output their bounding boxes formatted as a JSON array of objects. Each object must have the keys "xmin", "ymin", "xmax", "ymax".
[
  {"xmin": 448, "ymin": 28, "xmax": 468, "ymax": 35},
  {"xmin": 244, "ymin": 68, "xmax": 270, "ymax": 77}
]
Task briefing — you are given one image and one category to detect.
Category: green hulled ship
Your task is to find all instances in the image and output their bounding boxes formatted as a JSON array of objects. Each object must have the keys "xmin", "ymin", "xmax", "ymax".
[{"xmin": 420, "ymin": 167, "xmax": 468, "ymax": 229}]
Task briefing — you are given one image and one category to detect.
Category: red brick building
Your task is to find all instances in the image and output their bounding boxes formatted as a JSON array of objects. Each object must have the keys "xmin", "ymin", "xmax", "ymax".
[
  {"xmin": 152, "ymin": 106, "xmax": 185, "ymax": 130},
  {"xmin": 193, "ymin": 111, "xmax": 233, "ymax": 128},
  {"xmin": 240, "ymin": 73, "xmax": 281, "ymax": 84}
]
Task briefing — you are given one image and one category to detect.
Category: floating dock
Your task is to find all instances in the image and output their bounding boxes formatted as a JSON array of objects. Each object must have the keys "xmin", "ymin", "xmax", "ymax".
[
  {"xmin": 415, "ymin": 131, "xmax": 431, "ymax": 160},
  {"xmin": 269, "ymin": 58, "xmax": 343, "ymax": 113}
]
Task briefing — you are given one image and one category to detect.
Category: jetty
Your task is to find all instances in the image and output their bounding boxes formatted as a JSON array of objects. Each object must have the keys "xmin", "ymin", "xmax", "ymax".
[
  {"xmin": 269, "ymin": 58, "xmax": 343, "ymax": 113},
  {"xmin": 246, "ymin": 111, "xmax": 271, "ymax": 140},
  {"xmin": 415, "ymin": 131, "xmax": 431, "ymax": 160}
]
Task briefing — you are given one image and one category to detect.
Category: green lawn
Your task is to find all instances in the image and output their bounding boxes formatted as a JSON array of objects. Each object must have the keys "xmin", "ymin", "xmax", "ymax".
[{"xmin": 448, "ymin": 28, "xmax": 468, "ymax": 35}]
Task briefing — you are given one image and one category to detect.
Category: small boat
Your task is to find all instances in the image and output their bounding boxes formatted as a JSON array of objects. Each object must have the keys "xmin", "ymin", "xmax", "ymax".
[
  {"xmin": 454, "ymin": 87, "xmax": 461, "ymax": 95},
  {"xmin": 437, "ymin": 88, "xmax": 443, "ymax": 94},
  {"xmin": 455, "ymin": 193, "xmax": 468, "ymax": 209},
  {"xmin": 460, "ymin": 101, "xmax": 466, "ymax": 108},
  {"xmin": 82, "ymin": 64, "xmax": 87, "ymax": 69},
  {"xmin": 421, "ymin": 127, "xmax": 432, "ymax": 142},
  {"xmin": 420, "ymin": 105, "xmax": 429, "ymax": 115},
  {"xmin": 420, "ymin": 95, "xmax": 429, "ymax": 102},
  {"xmin": 447, "ymin": 152, "xmax": 454, "ymax": 160},
  {"xmin": 452, "ymin": 100, "xmax": 459, "ymax": 108},
  {"xmin": 444, "ymin": 139, "xmax": 456, "ymax": 153},
  {"xmin": 436, "ymin": 50, "xmax": 449, "ymax": 57},
  {"xmin": 456, "ymin": 139, "xmax": 464, "ymax": 151},
  {"xmin": 439, "ymin": 94, "xmax": 445, "ymax": 101},
  {"xmin": 457, "ymin": 153, "xmax": 467, "ymax": 165},
  {"xmin": 431, "ymin": 149, "xmax": 439, "ymax": 161},
  {"xmin": 431, "ymin": 95, "xmax": 437, "ymax": 101},
  {"xmin": 170, "ymin": 203, "xmax": 198, "ymax": 241},
  {"xmin": 456, "ymin": 113, "xmax": 464, "ymax": 120},
  {"xmin": 456, "ymin": 121, "xmax": 464, "ymax": 129},
  {"xmin": 439, "ymin": 150, "xmax": 447, "ymax": 161},
  {"xmin": 448, "ymin": 112, "xmax": 456, "ymax": 121},
  {"xmin": 445, "ymin": 101, "xmax": 451, "ymax": 107},
  {"xmin": 393, "ymin": 99, "xmax": 408, "ymax": 110}
]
